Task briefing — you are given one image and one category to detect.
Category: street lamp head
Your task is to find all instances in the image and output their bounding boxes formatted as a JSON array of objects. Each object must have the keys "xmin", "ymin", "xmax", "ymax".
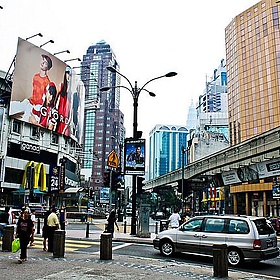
[
  {"xmin": 54, "ymin": 50, "xmax": 70, "ymax": 55},
  {"xmin": 149, "ymin": 92, "xmax": 156, "ymax": 97},
  {"xmin": 165, "ymin": 72, "xmax": 177, "ymax": 77},
  {"xmin": 107, "ymin": 66, "xmax": 117, "ymax": 73},
  {"xmin": 100, "ymin": 86, "xmax": 111, "ymax": 92},
  {"xmin": 26, "ymin": 33, "xmax": 43, "ymax": 41},
  {"xmin": 39, "ymin": 39, "xmax": 54, "ymax": 48}
]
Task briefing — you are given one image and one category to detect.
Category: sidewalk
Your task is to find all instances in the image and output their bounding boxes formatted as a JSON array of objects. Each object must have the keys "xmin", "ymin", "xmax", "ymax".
[
  {"xmin": 65, "ymin": 218, "xmax": 156, "ymax": 244},
  {"xmin": 0, "ymin": 219, "xmax": 274, "ymax": 280}
]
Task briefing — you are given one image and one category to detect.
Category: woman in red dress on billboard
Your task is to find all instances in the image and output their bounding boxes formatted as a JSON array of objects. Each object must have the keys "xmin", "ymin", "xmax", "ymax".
[{"xmin": 54, "ymin": 66, "xmax": 72, "ymax": 136}]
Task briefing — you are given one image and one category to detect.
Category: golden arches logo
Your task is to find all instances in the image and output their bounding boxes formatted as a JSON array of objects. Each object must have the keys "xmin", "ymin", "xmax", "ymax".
[{"xmin": 22, "ymin": 161, "xmax": 46, "ymax": 192}]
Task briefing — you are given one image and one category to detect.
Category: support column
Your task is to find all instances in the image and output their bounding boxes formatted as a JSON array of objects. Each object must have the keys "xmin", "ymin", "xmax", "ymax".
[
  {"xmin": 245, "ymin": 192, "xmax": 249, "ymax": 215},
  {"xmin": 263, "ymin": 191, "xmax": 267, "ymax": 217},
  {"xmin": 233, "ymin": 194, "xmax": 238, "ymax": 214}
]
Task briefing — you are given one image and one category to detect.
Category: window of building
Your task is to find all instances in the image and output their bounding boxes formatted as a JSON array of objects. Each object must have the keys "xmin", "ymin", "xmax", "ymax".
[
  {"xmin": 31, "ymin": 126, "xmax": 39, "ymax": 139},
  {"xmin": 51, "ymin": 133, "xmax": 59, "ymax": 144},
  {"xmin": 12, "ymin": 120, "xmax": 21, "ymax": 134}
]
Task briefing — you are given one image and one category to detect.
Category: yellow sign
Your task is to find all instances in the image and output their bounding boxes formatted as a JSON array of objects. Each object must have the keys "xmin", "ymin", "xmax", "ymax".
[{"xmin": 107, "ymin": 150, "xmax": 119, "ymax": 168}]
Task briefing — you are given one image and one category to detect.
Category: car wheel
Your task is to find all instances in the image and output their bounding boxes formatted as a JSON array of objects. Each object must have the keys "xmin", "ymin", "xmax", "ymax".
[
  {"xmin": 227, "ymin": 248, "xmax": 243, "ymax": 266},
  {"xmin": 160, "ymin": 240, "xmax": 174, "ymax": 256}
]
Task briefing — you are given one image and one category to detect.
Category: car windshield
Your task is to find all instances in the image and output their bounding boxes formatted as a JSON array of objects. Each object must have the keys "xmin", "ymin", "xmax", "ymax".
[
  {"xmin": 182, "ymin": 218, "xmax": 203, "ymax": 231},
  {"xmin": 253, "ymin": 218, "xmax": 275, "ymax": 235}
]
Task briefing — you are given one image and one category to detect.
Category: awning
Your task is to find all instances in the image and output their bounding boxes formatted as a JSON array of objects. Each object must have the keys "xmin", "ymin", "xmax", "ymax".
[
  {"xmin": 12, "ymin": 189, "xmax": 46, "ymax": 195},
  {"xmin": 64, "ymin": 187, "xmax": 84, "ymax": 193}
]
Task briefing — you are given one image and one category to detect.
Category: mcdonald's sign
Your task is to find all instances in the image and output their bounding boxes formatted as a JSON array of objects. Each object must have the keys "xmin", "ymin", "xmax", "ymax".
[{"xmin": 22, "ymin": 161, "xmax": 47, "ymax": 192}]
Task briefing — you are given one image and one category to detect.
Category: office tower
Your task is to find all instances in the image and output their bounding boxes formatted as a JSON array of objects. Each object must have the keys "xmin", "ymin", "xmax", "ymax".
[
  {"xmin": 149, "ymin": 124, "xmax": 188, "ymax": 180},
  {"xmin": 226, "ymin": 0, "xmax": 280, "ymax": 146},
  {"xmin": 197, "ymin": 59, "xmax": 228, "ymax": 138},
  {"xmin": 81, "ymin": 40, "xmax": 125, "ymax": 195},
  {"xmin": 225, "ymin": 0, "xmax": 280, "ymax": 216},
  {"xmin": 186, "ymin": 100, "xmax": 197, "ymax": 131}
]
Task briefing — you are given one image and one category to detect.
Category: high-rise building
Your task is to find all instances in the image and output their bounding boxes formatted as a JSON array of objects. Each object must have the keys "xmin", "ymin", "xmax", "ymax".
[
  {"xmin": 226, "ymin": 0, "xmax": 280, "ymax": 146},
  {"xmin": 149, "ymin": 124, "xmax": 188, "ymax": 180},
  {"xmin": 81, "ymin": 40, "xmax": 125, "ymax": 196},
  {"xmin": 225, "ymin": 0, "xmax": 280, "ymax": 216},
  {"xmin": 186, "ymin": 100, "xmax": 197, "ymax": 131}
]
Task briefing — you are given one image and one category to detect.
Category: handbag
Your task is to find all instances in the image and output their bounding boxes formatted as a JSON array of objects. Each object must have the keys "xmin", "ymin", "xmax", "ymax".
[{"xmin": 12, "ymin": 238, "xmax": 20, "ymax": 253}]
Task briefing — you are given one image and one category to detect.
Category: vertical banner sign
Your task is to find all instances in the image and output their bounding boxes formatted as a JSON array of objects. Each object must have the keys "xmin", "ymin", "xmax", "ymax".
[
  {"xmin": 59, "ymin": 164, "xmax": 66, "ymax": 193},
  {"xmin": 124, "ymin": 138, "xmax": 145, "ymax": 175},
  {"xmin": 49, "ymin": 165, "xmax": 59, "ymax": 193}
]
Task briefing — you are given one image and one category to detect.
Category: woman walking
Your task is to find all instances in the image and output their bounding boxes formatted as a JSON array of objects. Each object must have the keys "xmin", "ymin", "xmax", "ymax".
[
  {"xmin": 106, "ymin": 210, "xmax": 119, "ymax": 238},
  {"xmin": 16, "ymin": 209, "xmax": 34, "ymax": 263}
]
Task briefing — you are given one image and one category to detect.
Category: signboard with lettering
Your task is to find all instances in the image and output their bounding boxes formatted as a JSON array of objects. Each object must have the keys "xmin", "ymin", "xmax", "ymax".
[
  {"xmin": 221, "ymin": 158, "xmax": 280, "ymax": 185},
  {"xmin": 21, "ymin": 142, "xmax": 40, "ymax": 154}
]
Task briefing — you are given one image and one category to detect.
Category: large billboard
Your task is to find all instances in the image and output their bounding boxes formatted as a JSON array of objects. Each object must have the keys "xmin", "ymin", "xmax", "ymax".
[
  {"xmin": 221, "ymin": 158, "xmax": 280, "ymax": 185},
  {"xmin": 124, "ymin": 138, "xmax": 145, "ymax": 175},
  {"xmin": 9, "ymin": 38, "xmax": 85, "ymax": 144}
]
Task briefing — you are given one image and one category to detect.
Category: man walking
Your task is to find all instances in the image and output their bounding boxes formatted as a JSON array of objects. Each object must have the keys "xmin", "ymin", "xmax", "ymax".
[{"xmin": 47, "ymin": 207, "xmax": 59, "ymax": 252}]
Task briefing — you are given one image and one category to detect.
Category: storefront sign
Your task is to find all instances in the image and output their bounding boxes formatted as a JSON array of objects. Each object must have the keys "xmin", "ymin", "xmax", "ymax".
[{"xmin": 21, "ymin": 142, "xmax": 40, "ymax": 154}]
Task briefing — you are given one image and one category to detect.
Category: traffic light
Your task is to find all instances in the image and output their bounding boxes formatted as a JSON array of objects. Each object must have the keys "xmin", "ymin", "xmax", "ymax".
[
  {"xmin": 104, "ymin": 171, "xmax": 110, "ymax": 188},
  {"xmin": 137, "ymin": 176, "xmax": 145, "ymax": 194},
  {"xmin": 112, "ymin": 170, "xmax": 122, "ymax": 191}
]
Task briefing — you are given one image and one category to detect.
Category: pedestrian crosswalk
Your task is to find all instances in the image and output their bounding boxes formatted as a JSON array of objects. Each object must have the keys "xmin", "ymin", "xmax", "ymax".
[
  {"xmin": 32, "ymin": 236, "xmax": 99, "ymax": 252},
  {"xmin": 0, "ymin": 236, "xmax": 100, "ymax": 253}
]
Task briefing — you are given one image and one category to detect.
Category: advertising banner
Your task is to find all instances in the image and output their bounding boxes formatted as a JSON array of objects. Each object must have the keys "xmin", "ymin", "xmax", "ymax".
[
  {"xmin": 49, "ymin": 165, "xmax": 59, "ymax": 193},
  {"xmin": 9, "ymin": 38, "xmax": 85, "ymax": 144},
  {"xmin": 221, "ymin": 157, "xmax": 280, "ymax": 185},
  {"xmin": 100, "ymin": 187, "xmax": 110, "ymax": 204},
  {"xmin": 124, "ymin": 138, "xmax": 145, "ymax": 175}
]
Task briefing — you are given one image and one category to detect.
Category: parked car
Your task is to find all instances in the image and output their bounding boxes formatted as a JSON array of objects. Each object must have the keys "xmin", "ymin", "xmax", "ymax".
[
  {"xmin": 153, "ymin": 215, "xmax": 279, "ymax": 267},
  {"xmin": 268, "ymin": 217, "xmax": 280, "ymax": 235}
]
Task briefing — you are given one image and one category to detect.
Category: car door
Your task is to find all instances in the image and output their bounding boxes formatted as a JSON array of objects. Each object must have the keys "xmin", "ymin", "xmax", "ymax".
[
  {"xmin": 176, "ymin": 217, "xmax": 204, "ymax": 254},
  {"xmin": 199, "ymin": 217, "xmax": 227, "ymax": 256}
]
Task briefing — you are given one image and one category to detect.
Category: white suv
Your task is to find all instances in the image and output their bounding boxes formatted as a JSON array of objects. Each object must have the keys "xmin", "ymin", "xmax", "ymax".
[{"xmin": 153, "ymin": 215, "xmax": 279, "ymax": 266}]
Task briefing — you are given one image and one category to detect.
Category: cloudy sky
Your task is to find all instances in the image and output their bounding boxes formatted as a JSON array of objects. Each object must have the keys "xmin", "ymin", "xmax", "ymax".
[{"xmin": 0, "ymin": 0, "xmax": 259, "ymax": 139}]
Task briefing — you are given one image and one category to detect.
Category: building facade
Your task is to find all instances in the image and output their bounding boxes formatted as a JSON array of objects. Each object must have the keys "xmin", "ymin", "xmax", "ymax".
[
  {"xmin": 149, "ymin": 124, "xmax": 188, "ymax": 180},
  {"xmin": 0, "ymin": 70, "xmax": 81, "ymax": 208},
  {"xmin": 81, "ymin": 40, "xmax": 125, "ymax": 202},
  {"xmin": 225, "ymin": 0, "xmax": 280, "ymax": 216}
]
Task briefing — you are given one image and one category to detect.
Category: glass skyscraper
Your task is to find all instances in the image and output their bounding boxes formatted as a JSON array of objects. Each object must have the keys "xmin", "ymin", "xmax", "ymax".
[
  {"xmin": 81, "ymin": 40, "xmax": 125, "ymax": 194},
  {"xmin": 149, "ymin": 125, "xmax": 188, "ymax": 180}
]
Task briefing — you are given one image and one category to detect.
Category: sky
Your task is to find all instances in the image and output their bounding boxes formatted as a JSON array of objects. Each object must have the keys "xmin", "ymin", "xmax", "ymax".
[{"xmin": 0, "ymin": 0, "xmax": 259, "ymax": 139}]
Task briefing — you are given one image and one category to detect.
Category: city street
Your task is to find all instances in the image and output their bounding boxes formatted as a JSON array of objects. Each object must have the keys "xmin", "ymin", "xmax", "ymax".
[{"xmin": 1, "ymin": 218, "xmax": 279, "ymax": 279}]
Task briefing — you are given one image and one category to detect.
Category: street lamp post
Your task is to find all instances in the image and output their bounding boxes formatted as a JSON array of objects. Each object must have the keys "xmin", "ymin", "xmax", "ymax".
[
  {"xmin": 181, "ymin": 146, "xmax": 187, "ymax": 214},
  {"xmin": 102, "ymin": 66, "xmax": 177, "ymax": 235}
]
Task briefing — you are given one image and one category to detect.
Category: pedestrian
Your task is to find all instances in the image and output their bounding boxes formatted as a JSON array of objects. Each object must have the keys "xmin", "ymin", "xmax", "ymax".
[
  {"xmin": 168, "ymin": 209, "xmax": 181, "ymax": 228},
  {"xmin": 0, "ymin": 206, "xmax": 10, "ymax": 238},
  {"xmin": 47, "ymin": 207, "xmax": 59, "ymax": 252},
  {"xmin": 29, "ymin": 210, "xmax": 36, "ymax": 246},
  {"xmin": 106, "ymin": 210, "xmax": 119, "ymax": 238},
  {"xmin": 16, "ymin": 209, "xmax": 34, "ymax": 263},
  {"xmin": 21, "ymin": 203, "xmax": 31, "ymax": 214},
  {"xmin": 42, "ymin": 209, "xmax": 51, "ymax": 251}
]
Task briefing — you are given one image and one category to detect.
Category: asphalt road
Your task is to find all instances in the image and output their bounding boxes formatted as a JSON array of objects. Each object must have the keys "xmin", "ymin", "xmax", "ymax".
[{"xmin": 65, "ymin": 222, "xmax": 280, "ymax": 279}]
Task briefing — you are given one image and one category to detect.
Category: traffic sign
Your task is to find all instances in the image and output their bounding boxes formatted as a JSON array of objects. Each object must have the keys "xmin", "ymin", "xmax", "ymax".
[{"xmin": 107, "ymin": 150, "xmax": 119, "ymax": 168}]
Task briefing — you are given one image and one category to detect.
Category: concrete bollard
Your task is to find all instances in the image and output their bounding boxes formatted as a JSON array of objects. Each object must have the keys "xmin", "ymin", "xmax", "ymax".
[
  {"xmin": 2, "ymin": 225, "xmax": 14, "ymax": 252},
  {"xmin": 213, "ymin": 244, "xmax": 228, "ymax": 278},
  {"xmin": 36, "ymin": 217, "xmax": 40, "ymax": 234},
  {"xmin": 100, "ymin": 233, "xmax": 112, "ymax": 260},
  {"xmin": 86, "ymin": 222, "xmax": 90, "ymax": 238},
  {"xmin": 53, "ymin": 230, "xmax": 65, "ymax": 258},
  {"xmin": 124, "ymin": 221, "xmax": 127, "ymax": 234}
]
